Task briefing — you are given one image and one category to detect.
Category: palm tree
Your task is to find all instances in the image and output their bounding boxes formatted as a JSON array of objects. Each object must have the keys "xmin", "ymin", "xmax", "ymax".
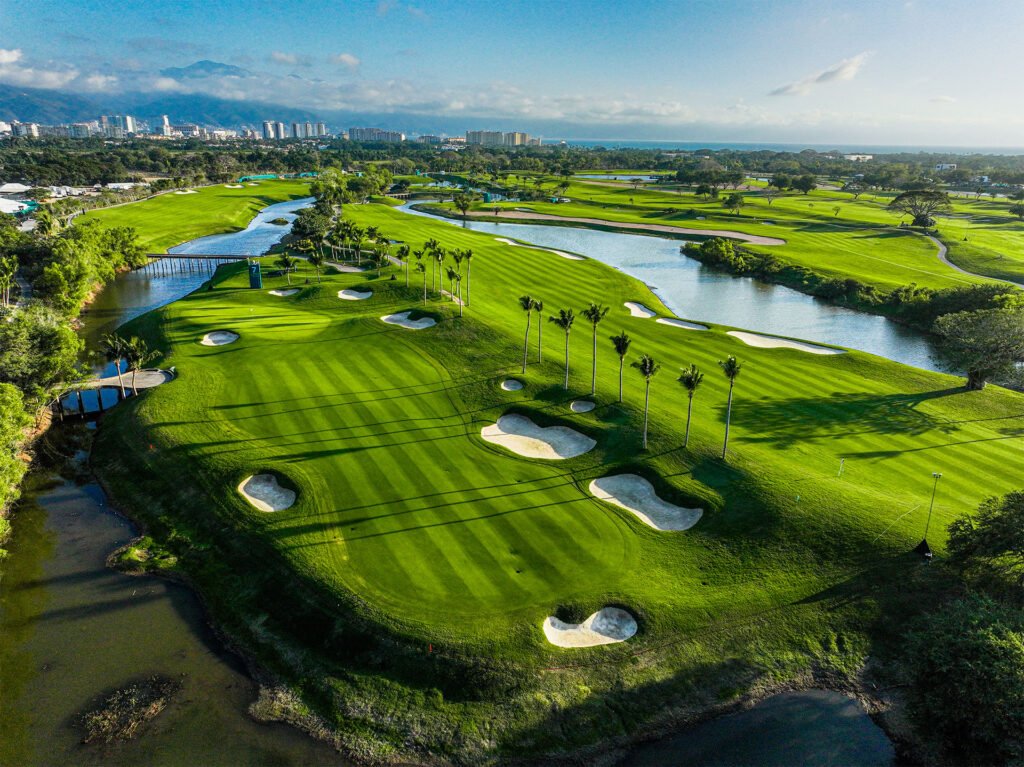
[
  {"xmin": 581, "ymin": 303, "xmax": 609, "ymax": 395},
  {"xmin": 275, "ymin": 254, "xmax": 298, "ymax": 285},
  {"xmin": 631, "ymin": 353, "xmax": 661, "ymax": 449},
  {"xmin": 463, "ymin": 249, "xmax": 474, "ymax": 305},
  {"xmin": 533, "ymin": 299, "xmax": 544, "ymax": 362},
  {"xmin": 434, "ymin": 248, "xmax": 446, "ymax": 296},
  {"xmin": 719, "ymin": 356, "xmax": 742, "ymax": 460},
  {"xmin": 548, "ymin": 308, "xmax": 575, "ymax": 389},
  {"xmin": 424, "ymin": 238, "xmax": 440, "ymax": 291},
  {"xmin": 519, "ymin": 295, "xmax": 535, "ymax": 373},
  {"xmin": 351, "ymin": 226, "xmax": 365, "ymax": 264},
  {"xmin": 307, "ymin": 247, "xmax": 325, "ymax": 283},
  {"xmin": 100, "ymin": 333, "xmax": 129, "ymax": 400},
  {"xmin": 677, "ymin": 364, "xmax": 704, "ymax": 448},
  {"xmin": 451, "ymin": 270, "xmax": 464, "ymax": 317},
  {"xmin": 397, "ymin": 244, "xmax": 411, "ymax": 287},
  {"xmin": 445, "ymin": 266, "xmax": 457, "ymax": 302},
  {"xmin": 125, "ymin": 336, "xmax": 157, "ymax": 397},
  {"xmin": 610, "ymin": 332, "xmax": 631, "ymax": 402},
  {"xmin": 416, "ymin": 261, "xmax": 427, "ymax": 303}
]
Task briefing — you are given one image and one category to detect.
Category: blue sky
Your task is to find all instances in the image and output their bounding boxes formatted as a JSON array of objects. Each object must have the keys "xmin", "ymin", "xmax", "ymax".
[{"xmin": 2, "ymin": 0, "xmax": 1023, "ymax": 144}]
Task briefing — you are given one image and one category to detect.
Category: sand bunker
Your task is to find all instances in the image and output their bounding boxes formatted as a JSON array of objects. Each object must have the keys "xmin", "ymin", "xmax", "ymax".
[
  {"xmin": 624, "ymin": 302, "xmax": 657, "ymax": 318},
  {"xmin": 481, "ymin": 414, "xmax": 595, "ymax": 459},
  {"xmin": 380, "ymin": 311, "xmax": 436, "ymax": 330},
  {"xmin": 237, "ymin": 474, "xmax": 295, "ymax": 512},
  {"xmin": 200, "ymin": 330, "xmax": 239, "ymax": 346},
  {"xmin": 247, "ymin": 183, "xmax": 259, "ymax": 186},
  {"xmin": 571, "ymin": 400, "xmax": 595, "ymax": 413},
  {"xmin": 727, "ymin": 331, "xmax": 845, "ymax": 356},
  {"xmin": 338, "ymin": 289, "xmax": 372, "ymax": 300},
  {"xmin": 656, "ymin": 318, "xmax": 709, "ymax": 331},
  {"xmin": 174, "ymin": 189, "xmax": 197, "ymax": 195},
  {"xmin": 224, "ymin": 184, "xmax": 244, "ymax": 188},
  {"xmin": 501, "ymin": 379, "xmax": 524, "ymax": 391},
  {"xmin": 330, "ymin": 263, "xmax": 367, "ymax": 273},
  {"xmin": 543, "ymin": 607, "xmax": 637, "ymax": 648},
  {"xmin": 495, "ymin": 237, "xmax": 584, "ymax": 261},
  {"xmin": 269, "ymin": 288, "xmax": 299, "ymax": 297},
  {"xmin": 589, "ymin": 474, "xmax": 702, "ymax": 531}
]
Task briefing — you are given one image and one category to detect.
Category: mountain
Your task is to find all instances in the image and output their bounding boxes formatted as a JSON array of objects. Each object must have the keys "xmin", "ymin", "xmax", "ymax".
[
  {"xmin": 122, "ymin": 92, "xmax": 320, "ymax": 127},
  {"xmin": 0, "ymin": 83, "xmax": 100, "ymax": 123},
  {"xmin": 158, "ymin": 60, "xmax": 250, "ymax": 79}
]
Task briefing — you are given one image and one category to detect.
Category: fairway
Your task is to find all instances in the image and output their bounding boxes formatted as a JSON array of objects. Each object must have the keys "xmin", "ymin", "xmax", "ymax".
[{"xmin": 81, "ymin": 179, "xmax": 311, "ymax": 253}]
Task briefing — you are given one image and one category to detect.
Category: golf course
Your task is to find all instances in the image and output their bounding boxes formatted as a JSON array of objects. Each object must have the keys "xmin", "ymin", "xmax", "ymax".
[{"xmin": 89, "ymin": 188, "xmax": 1024, "ymax": 762}]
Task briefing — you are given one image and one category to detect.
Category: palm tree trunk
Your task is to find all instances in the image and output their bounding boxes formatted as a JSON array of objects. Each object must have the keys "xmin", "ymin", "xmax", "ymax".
[
  {"xmin": 466, "ymin": 263, "xmax": 471, "ymax": 305},
  {"xmin": 618, "ymin": 358, "xmax": 623, "ymax": 402},
  {"xmin": 458, "ymin": 282, "xmax": 463, "ymax": 317},
  {"xmin": 405, "ymin": 261, "xmax": 409, "ymax": 287},
  {"xmin": 422, "ymin": 272, "xmax": 427, "ymax": 303},
  {"xmin": 563, "ymin": 333, "xmax": 570, "ymax": 389},
  {"xmin": 131, "ymin": 369, "xmax": 138, "ymax": 397},
  {"xmin": 722, "ymin": 384, "xmax": 734, "ymax": 460},
  {"xmin": 684, "ymin": 393, "xmax": 693, "ymax": 447},
  {"xmin": 642, "ymin": 378, "xmax": 650, "ymax": 449},
  {"xmin": 591, "ymin": 327, "xmax": 597, "ymax": 395},
  {"xmin": 522, "ymin": 313, "xmax": 531, "ymax": 374},
  {"xmin": 537, "ymin": 321, "xmax": 543, "ymax": 363},
  {"xmin": 115, "ymin": 359, "xmax": 126, "ymax": 400}
]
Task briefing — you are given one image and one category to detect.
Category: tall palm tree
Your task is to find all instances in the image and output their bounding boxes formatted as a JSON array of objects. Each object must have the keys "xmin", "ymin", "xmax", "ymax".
[
  {"xmin": 519, "ymin": 295, "xmax": 535, "ymax": 373},
  {"xmin": 581, "ymin": 303, "xmax": 609, "ymax": 395},
  {"xmin": 451, "ymin": 270, "xmax": 464, "ymax": 316},
  {"xmin": 548, "ymin": 308, "xmax": 575, "ymax": 389},
  {"xmin": 434, "ymin": 248, "xmax": 446, "ymax": 296},
  {"xmin": 424, "ymin": 238, "xmax": 440, "ymax": 291},
  {"xmin": 397, "ymin": 244, "xmax": 411, "ymax": 287},
  {"xmin": 677, "ymin": 364, "xmax": 704, "ymax": 448},
  {"xmin": 416, "ymin": 261, "xmax": 427, "ymax": 303},
  {"xmin": 719, "ymin": 356, "xmax": 742, "ymax": 460},
  {"xmin": 533, "ymin": 299, "xmax": 544, "ymax": 362},
  {"xmin": 610, "ymin": 331, "xmax": 631, "ymax": 403},
  {"xmin": 125, "ymin": 336, "xmax": 157, "ymax": 397},
  {"xmin": 463, "ymin": 249, "xmax": 474, "ymax": 305},
  {"xmin": 100, "ymin": 333, "xmax": 129, "ymax": 399},
  {"xmin": 351, "ymin": 225, "xmax": 365, "ymax": 264},
  {"xmin": 305, "ymin": 244, "xmax": 325, "ymax": 283},
  {"xmin": 275, "ymin": 254, "xmax": 298, "ymax": 285},
  {"xmin": 631, "ymin": 353, "xmax": 661, "ymax": 449}
]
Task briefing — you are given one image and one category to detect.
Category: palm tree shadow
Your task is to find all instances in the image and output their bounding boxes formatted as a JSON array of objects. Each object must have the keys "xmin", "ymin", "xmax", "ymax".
[{"xmin": 730, "ymin": 388, "xmax": 964, "ymax": 448}]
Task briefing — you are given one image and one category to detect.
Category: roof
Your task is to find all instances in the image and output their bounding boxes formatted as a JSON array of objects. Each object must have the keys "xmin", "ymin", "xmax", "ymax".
[
  {"xmin": 0, "ymin": 198, "xmax": 27, "ymax": 214},
  {"xmin": 0, "ymin": 182, "xmax": 31, "ymax": 194}
]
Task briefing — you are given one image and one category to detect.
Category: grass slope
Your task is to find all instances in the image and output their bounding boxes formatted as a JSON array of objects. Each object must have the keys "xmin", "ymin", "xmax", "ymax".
[
  {"xmin": 80, "ymin": 179, "xmax": 311, "ymax": 253},
  {"xmin": 93, "ymin": 197, "xmax": 1024, "ymax": 761}
]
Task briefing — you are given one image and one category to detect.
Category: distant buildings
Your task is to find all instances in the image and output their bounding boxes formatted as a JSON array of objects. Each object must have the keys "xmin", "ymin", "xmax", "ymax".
[
  {"xmin": 11, "ymin": 122, "xmax": 40, "ymax": 138},
  {"xmin": 348, "ymin": 127, "xmax": 405, "ymax": 142},
  {"xmin": 466, "ymin": 130, "xmax": 541, "ymax": 146},
  {"xmin": 843, "ymin": 153, "xmax": 873, "ymax": 162},
  {"xmin": 417, "ymin": 135, "xmax": 443, "ymax": 144},
  {"xmin": 935, "ymin": 163, "xmax": 958, "ymax": 171}
]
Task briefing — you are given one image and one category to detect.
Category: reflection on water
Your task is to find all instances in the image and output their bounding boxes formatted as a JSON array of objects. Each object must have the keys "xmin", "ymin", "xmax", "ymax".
[{"xmin": 399, "ymin": 202, "xmax": 940, "ymax": 372}]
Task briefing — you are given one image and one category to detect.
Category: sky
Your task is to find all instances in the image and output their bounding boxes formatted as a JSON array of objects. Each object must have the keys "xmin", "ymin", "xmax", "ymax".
[{"xmin": 2, "ymin": 0, "xmax": 1023, "ymax": 145}]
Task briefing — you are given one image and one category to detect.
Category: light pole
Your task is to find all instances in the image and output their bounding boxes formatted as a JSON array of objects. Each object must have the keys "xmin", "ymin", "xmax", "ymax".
[{"xmin": 917, "ymin": 472, "xmax": 942, "ymax": 557}]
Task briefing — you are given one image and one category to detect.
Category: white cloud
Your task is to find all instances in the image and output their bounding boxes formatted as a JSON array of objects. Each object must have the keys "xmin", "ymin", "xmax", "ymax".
[
  {"xmin": 81, "ymin": 73, "xmax": 118, "ymax": 91},
  {"xmin": 930, "ymin": 95, "xmax": 956, "ymax": 103},
  {"xmin": 0, "ymin": 54, "xmax": 79, "ymax": 89},
  {"xmin": 271, "ymin": 51, "xmax": 298, "ymax": 65},
  {"xmin": 0, "ymin": 49, "xmax": 22, "ymax": 65},
  {"xmin": 770, "ymin": 52, "xmax": 870, "ymax": 96},
  {"xmin": 331, "ymin": 52, "xmax": 360, "ymax": 71}
]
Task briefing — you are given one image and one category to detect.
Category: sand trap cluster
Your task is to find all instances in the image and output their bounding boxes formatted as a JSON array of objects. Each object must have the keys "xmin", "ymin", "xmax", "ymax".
[
  {"xmin": 589, "ymin": 474, "xmax": 702, "ymax": 531},
  {"xmin": 174, "ymin": 189, "xmax": 197, "ymax": 195},
  {"xmin": 571, "ymin": 400, "xmax": 595, "ymax": 413},
  {"xmin": 494, "ymin": 237, "xmax": 585, "ymax": 261},
  {"xmin": 656, "ymin": 318, "xmax": 709, "ymax": 331},
  {"xmin": 338, "ymin": 289, "xmax": 372, "ymax": 301},
  {"xmin": 380, "ymin": 311, "xmax": 436, "ymax": 330},
  {"xmin": 237, "ymin": 474, "xmax": 296, "ymax": 512},
  {"xmin": 481, "ymin": 414, "xmax": 595, "ymax": 459},
  {"xmin": 200, "ymin": 330, "xmax": 239, "ymax": 346},
  {"xmin": 624, "ymin": 302, "xmax": 657, "ymax": 318},
  {"xmin": 543, "ymin": 607, "xmax": 638, "ymax": 647},
  {"xmin": 224, "ymin": 184, "xmax": 244, "ymax": 188},
  {"xmin": 269, "ymin": 288, "xmax": 299, "ymax": 297},
  {"xmin": 501, "ymin": 379, "xmax": 524, "ymax": 391},
  {"xmin": 727, "ymin": 330, "xmax": 845, "ymax": 355}
]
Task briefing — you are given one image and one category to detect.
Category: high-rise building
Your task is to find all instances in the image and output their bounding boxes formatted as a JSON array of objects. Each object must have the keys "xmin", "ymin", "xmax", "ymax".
[
  {"xmin": 275, "ymin": 122, "xmax": 287, "ymax": 140},
  {"xmin": 162, "ymin": 115, "xmax": 172, "ymax": 137},
  {"xmin": 348, "ymin": 127, "xmax": 405, "ymax": 142},
  {"xmin": 502, "ymin": 131, "xmax": 530, "ymax": 146},
  {"xmin": 262, "ymin": 120, "xmax": 275, "ymax": 140},
  {"xmin": 292, "ymin": 122, "xmax": 302, "ymax": 138},
  {"xmin": 315, "ymin": 122, "xmax": 327, "ymax": 136},
  {"xmin": 304, "ymin": 121, "xmax": 313, "ymax": 138},
  {"xmin": 69, "ymin": 123, "xmax": 93, "ymax": 138},
  {"xmin": 417, "ymin": 135, "xmax": 443, "ymax": 144},
  {"xmin": 466, "ymin": 130, "xmax": 504, "ymax": 146},
  {"xmin": 12, "ymin": 122, "xmax": 40, "ymax": 137},
  {"xmin": 124, "ymin": 115, "xmax": 138, "ymax": 134}
]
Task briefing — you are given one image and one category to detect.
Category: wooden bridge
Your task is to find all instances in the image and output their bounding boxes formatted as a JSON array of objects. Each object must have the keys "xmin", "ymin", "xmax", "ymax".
[{"xmin": 144, "ymin": 253, "xmax": 250, "ymax": 276}]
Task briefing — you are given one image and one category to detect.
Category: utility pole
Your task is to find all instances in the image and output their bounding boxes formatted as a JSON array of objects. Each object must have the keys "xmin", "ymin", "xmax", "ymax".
[{"xmin": 916, "ymin": 472, "xmax": 942, "ymax": 558}]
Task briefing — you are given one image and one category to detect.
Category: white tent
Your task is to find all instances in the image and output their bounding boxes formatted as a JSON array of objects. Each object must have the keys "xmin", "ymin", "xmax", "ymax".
[
  {"xmin": 0, "ymin": 182, "xmax": 31, "ymax": 194},
  {"xmin": 0, "ymin": 198, "xmax": 27, "ymax": 214}
]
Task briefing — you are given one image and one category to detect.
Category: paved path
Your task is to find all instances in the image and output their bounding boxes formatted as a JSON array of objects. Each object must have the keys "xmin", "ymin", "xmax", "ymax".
[
  {"xmin": 13, "ymin": 270, "xmax": 32, "ymax": 307},
  {"xmin": 925, "ymin": 233, "xmax": 1024, "ymax": 289},
  {"xmin": 87, "ymin": 369, "xmax": 173, "ymax": 390},
  {"xmin": 479, "ymin": 210, "xmax": 787, "ymax": 246}
]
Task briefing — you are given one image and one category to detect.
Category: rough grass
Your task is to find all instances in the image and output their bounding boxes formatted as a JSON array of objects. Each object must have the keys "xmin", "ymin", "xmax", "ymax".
[{"xmin": 91, "ymin": 196, "xmax": 1024, "ymax": 761}]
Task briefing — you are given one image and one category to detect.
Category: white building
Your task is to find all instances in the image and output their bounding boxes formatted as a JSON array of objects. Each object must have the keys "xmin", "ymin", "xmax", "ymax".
[
  {"xmin": 843, "ymin": 153, "xmax": 873, "ymax": 162},
  {"xmin": 935, "ymin": 163, "xmax": 958, "ymax": 171},
  {"xmin": 11, "ymin": 122, "xmax": 39, "ymax": 137}
]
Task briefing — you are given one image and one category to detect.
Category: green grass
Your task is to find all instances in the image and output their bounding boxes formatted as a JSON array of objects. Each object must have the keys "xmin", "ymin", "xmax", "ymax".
[
  {"xmin": 91, "ymin": 193, "xmax": 1024, "ymax": 760},
  {"xmin": 80, "ymin": 179, "xmax": 311, "ymax": 253}
]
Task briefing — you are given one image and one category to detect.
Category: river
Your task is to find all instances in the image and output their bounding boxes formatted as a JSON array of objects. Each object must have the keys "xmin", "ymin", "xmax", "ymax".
[
  {"xmin": 1, "ymin": 195, "xmax": 899, "ymax": 765},
  {"xmin": 398, "ymin": 202, "xmax": 940, "ymax": 372}
]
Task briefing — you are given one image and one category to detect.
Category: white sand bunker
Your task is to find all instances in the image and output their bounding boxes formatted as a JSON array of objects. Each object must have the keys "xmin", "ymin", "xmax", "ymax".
[
  {"xmin": 330, "ymin": 263, "xmax": 367, "ymax": 273},
  {"xmin": 174, "ymin": 189, "xmax": 197, "ymax": 195},
  {"xmin": 590, "ymin": 474, "xmax": 702, "ymax": 531},
  {"xmin": 571, "ymin": 400, "xmax": 595, "ymax": 413},
  {"xmin": 624, "ymin": 302, "xmax": 656, "ymax": 318},
  {"xmin": 381, "ymin": 311, "xmax": 436, "ymax": 330},
  {"xmin": 338, "ymin": 289, "xmax": 372, "ymax": 300},
  {"xmin": 247, "ymin": 183, "xmax": 259, "ymax": 186},
  {"xmin": 727, "ymin": 330, "xmax": 845, "ymax": 355},
  {"xmin": 495, "ymin": 237, "xmax": 584, "ymax": 261},
  {"xmin": 269, "ymin": 288, "xmax": 299, "ymax": 297},
  {"xmin": 501, "ymin": 379, "xmax": 524, "ymax": 391},
  {"xmin": 224, "ymin": 184, "xmax": 244, "ymax": 188},
  {"xmin": 481, "ymin": 414, "xmax": 595, "ymax": 459},
  {"xmin": 543, "ymin": 607, "xmax": 637, "ymax": 648},
  {"xmin": 237, "ymin": 474, "xmax": 296, "ymax": 512},
  {"xmin": 200, "ymin": 330, "xmax": 239, "ymax": 346},
  {"xmin": 656, "ymin": 318, "xmax": 709, "ymax": 331}
]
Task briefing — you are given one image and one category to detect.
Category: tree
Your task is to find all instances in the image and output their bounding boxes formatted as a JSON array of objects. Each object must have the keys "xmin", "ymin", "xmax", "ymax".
[
  {"xmin": 275, "ymin": 254, "xmax": 298, "ymax": 285},
  {"xmin": 434, "ymin": 248, "xmax": 446, "ymax": 296},
  {"xmin": 723, "ymin": 192, "xmax": 744, "ymax": 215},
  {"xmin": 770, "ymin": 174, "xmax": 791, "ymax": 191},
  {"xmin": 719, "ymin": 356, "xmax": 742, "ymax": 460},
  {"xmin": 842, "ymin": 181, "xmax": 865, "ymax": 200},
  {"xmin": 125, "ymin": 336, "xmax": 157, "ymax": 396},
  {"xmin": 948, "ymin": 490, "xmax": 1024, "ymax": 589},
  {"xmin": 695, "ymin": 183, "xmax": 712, "ymax": 200},
  {"xmin": 548, "ymin": 308, "xmax": 575, "ymax": 389},
  {"xmin": 933, "ymin": 306, "xmax": 1024, "ymax": 389},
  {"xmin": 677, "ymin": 363, "xmax": 704, "ymax": 448},
  {"xmin": 610, "ymin": 331, "xmax": 631, "ymax": 403},
  {"xmin": 519, "ymin": 295, "xmax": 535, "ymax": 373},
  {"xmin": 306, "ymin": 246, "xmax": 325, "ymax": 283},
  {"xmin": 792, "ymin": 175, "xmax": 817, "ymax": 194},
  {"xmin": 1010, "ymin": 204, "xmax": 1024, "ymax": 220},
  {"xmin": 630, "ymin": 177, "xmax": 644, "ymax": 191},
  {"xmin": 533, "ymin": 299, "xmax": 544, "ymax": 362},
  {"xmin": 581, "ymin": 303, "xmax": 609, "ymax": 395},
  {"xmin": 100, "ymin": 333, "xmax": 129, "ymax": 399},
  {"xmin": 452, "ymin": 191, "xmax": 474, "ymax": 223},
  {"xmin": 762, "ymin": 187, "xmax": 780, "ymax": 206},
  {"xmin": 631, "ymin": 354, "xmax": 660, "ymax": 449},
  {"xmin": 416, "ymin": 261, "xmax": 427, "ymax": 303},
  {"xmin": 888, "ymin": 189, "xmax": 953, "ymax": 227},
  {"xmin": 463, "ymin": 249, "xmax": 474, "ymax": 305},
  {"xmin": 397, "ymin": 244, "xmax": 411, "ymax": 287}
]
